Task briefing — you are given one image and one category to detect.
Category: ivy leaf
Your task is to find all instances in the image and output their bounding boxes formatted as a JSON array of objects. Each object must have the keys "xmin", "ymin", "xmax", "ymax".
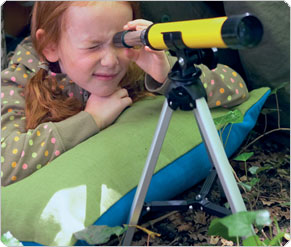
[
  {"xmin": 208, "ymin": 210, "xmax": 271, "ymax": 241},
  {"xmin": 208, "ymin": 211, "xmax": 255, "ymax": 241},
  {"xmin": 248, "ymin": 166, "xmax": 259, "ymax": 175},
  {"xmin": 233, "ymin": 152, "xmax": 254, "ymax": 162},
  {"xmin": 248, "ymin": 177, "xmax": 260, "ymax": 187},
  {"xmin": 74, "ymin": 225, "xmax": 128, "ymax": 245},
  {"xmin": 255, "ymin": 210, "xmax": 272, "ymax": 226},
  {"xmin": 269, "ymin": 232, "xmax": 285, "ymax": 246},
  {"xmin": 213, "ymin": 110, "xmax": 244, "ymax": 126},
  {"xmin": 250, "ymin": 165, "xmax": 273, "ymax": 175},
  {"xmin": 238, "ymin": 182, "xmax": 252, "ymax": 191},
  {"xmin": 243, "ymin": 235, "xmax": 264, "ymax": 246}
]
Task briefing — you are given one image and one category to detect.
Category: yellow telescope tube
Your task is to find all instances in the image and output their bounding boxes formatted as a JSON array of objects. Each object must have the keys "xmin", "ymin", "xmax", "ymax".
[
  {"xmin": 113, "ymin": 13, "xmax": 263, "ymax": 50},
  {"xmin": 147, "ymin": 17, "xmax": 228, "ymax": 49}
]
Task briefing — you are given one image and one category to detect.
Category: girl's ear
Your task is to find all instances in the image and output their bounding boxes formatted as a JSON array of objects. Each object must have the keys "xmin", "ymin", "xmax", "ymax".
[{"xmin": 36, "ymin": 29, "xmax": 59, "ymax": 62}]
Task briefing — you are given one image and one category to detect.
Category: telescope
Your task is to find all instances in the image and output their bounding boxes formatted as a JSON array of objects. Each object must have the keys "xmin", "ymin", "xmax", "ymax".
[{"xmin": 113, "ymin": 13, "xmax": 263, "ymax": 50}]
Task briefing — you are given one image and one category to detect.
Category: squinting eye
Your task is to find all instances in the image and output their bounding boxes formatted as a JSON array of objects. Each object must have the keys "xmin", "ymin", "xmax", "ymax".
[{"xmin": 88, "ymin": 44, "xmax": 101, "ymax": 50}]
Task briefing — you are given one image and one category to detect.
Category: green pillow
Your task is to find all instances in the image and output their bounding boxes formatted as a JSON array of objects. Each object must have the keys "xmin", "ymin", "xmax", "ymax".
[{"xmin": 2, "ymin": 88, "xmax": 270, "ymax": 246}]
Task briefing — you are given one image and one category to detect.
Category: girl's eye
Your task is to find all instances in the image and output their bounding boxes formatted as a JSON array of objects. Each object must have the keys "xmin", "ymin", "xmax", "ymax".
[{"xmin": 88, "ymin": 44, "xmax": 101, "ymax": 50}]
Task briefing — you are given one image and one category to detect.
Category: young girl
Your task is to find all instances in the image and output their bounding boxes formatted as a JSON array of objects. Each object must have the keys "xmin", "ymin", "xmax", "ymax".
[{"xmin": 1, "ymin": 1, "xmax": 248, "ymax": 186}]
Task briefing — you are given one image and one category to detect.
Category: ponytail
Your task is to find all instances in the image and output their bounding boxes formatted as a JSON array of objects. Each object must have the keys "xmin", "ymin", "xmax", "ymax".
[{"xmin": 24, "ymin": 68, "xmax": 83, "ymax": 130}]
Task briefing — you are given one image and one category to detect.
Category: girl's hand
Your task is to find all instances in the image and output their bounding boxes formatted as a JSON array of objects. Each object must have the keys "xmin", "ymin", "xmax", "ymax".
[
  {"xmin": 123, "ymin": 19, "xmax": 171, "ymax": 84},
  {"xmin": 84, "ymin": 88, "xmax": 132, "ymax": 130}
]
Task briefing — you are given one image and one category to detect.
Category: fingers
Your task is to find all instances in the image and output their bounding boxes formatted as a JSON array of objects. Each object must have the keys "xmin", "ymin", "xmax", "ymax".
[
  {"xmin": 115, "ymin": 88, "xmax": 129, "ymax": 98},
  {"xmin": 120, "ymin": 96, "xmax": 133, "ymax": 107},
  {"xmin": 124, "ymin": 19, "xmax": 153, "ymax": 31}
]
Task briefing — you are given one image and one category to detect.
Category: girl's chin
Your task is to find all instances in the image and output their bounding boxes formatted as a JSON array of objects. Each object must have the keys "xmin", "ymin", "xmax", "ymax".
[{"xmin": 90, "ymin": 88, "xmax": 118, "ymax": 97}]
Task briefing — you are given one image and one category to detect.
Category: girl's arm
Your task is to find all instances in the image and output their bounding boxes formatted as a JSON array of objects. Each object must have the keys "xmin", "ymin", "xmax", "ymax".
[
  {"xmin": 1, "ymin": 78, "xmax": 99, "ymax": 186},
  {"xmin": 145, "ymin": 60, "xmax": 249, "ymax": 109}
]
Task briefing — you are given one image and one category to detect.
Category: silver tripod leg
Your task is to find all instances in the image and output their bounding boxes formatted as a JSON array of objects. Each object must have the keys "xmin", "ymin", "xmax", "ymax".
[
  {"xmin": 193, "ymin": 97, "xmax": 246, "ymax": 213},
  {"xmin": 123, "ymin": 97, "xmax": 247, "ymax": 245},
  {"xmin": 122, "ymin": 100, "xmax": 173, "ymax": 246}
]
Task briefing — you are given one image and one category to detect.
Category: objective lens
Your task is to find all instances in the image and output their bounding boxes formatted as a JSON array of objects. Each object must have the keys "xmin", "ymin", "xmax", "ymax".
[{"xmin": 221, "ymin": 13, "xmax": 263, "ymax": 49}]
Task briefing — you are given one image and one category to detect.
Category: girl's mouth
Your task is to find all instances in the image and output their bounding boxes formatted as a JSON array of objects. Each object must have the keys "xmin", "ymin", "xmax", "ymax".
[{"xmin": 93, "ymin": 73, "xmax": 118, "ymax": 81}]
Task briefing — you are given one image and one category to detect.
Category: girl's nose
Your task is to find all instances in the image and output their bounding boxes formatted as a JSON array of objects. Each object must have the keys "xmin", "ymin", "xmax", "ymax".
[{"xmin": 100, "ymin": 46, "xmax": 119, "ymax": 67}]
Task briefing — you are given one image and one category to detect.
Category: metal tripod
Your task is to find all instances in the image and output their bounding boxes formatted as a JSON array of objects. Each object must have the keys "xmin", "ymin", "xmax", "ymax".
[{"xmin": 122, "ymin": 34, "xmax": 247, "ymax": 245}]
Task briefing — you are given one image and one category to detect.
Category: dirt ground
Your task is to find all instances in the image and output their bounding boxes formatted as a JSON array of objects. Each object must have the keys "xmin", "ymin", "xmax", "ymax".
[
  {"xmin": 101, "ymin": 123, "xmax": 290, "ymax": 246},
  {"xmin": 129, "ymin": 129, "xmax": 290, "ymax": 246}
]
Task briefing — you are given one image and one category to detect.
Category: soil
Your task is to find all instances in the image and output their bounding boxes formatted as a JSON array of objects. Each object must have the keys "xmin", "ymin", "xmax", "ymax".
[{"xmin": 103, "ymin": 124, "xmax": 290, "ymax": 246}]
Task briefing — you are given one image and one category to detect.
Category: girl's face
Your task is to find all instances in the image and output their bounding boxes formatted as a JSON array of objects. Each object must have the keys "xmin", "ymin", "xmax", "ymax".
[{"xmin": 52, "ymin": 2, "xmax": 133, "ymax": 97}]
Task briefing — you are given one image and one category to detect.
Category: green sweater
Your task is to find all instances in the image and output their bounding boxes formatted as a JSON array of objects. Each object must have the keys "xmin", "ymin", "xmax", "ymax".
[{"xmin": 1, "ymin": 37, "xmax": 248, "ymax": 186}]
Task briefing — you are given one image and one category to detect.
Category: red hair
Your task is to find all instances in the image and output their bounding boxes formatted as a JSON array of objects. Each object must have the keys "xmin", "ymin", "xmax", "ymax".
[{"xmin": 25, "ymin": 1, "xmax": 147, "ymax": 130}]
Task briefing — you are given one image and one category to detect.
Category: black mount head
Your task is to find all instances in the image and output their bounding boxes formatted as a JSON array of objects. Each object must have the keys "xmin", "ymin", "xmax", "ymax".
[{"xmin": 162, "ymin": 32, "xmax": 218, "ymax": 111}]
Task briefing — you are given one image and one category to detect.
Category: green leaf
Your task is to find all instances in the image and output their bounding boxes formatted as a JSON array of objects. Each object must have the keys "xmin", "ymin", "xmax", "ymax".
[
  {"xmin": 255, "ymin": 165, "xmax": 273, "ymax": 174},
  {"xmin": 249, "ymin": 166, "xmax": 259, "ymax": 175},
  {"xmin": 74, "ymin": 225, "xmax": 128, "ymax": 245},
  {"xmin": 269, "ymin": 232, "xmax": 285, "ymax": 246},
  {"xmin": 238, "ymin": 182, "xmax": 252, "ymax": 191},
  {"xmin": 1, "ymin": 232, "xmax": 23, "ymax": 246},
  {"xmin": 208, "ymin": 210, "xmax": 271, "ymax": 242},
  {"xmin": 243, "ymin": 235, "xmax": 264, "ymax": 246},
  {"xmin": 208, "ymin": 211, "xmax": 256, "ymax": 241},
  {"xmin": 255, "ymin": 210, "xmax": 272, "ymax": 226},
  {"xmin": 234, "ymin": 152, "xmax": 254, "ymax": 162},
  {"xmin": 248, "ymin": 177, "xmax": 260, "ymax": 187},
  {"xmin": 213, "ymin": 110, "xmax": 244, "ymax": 126}
]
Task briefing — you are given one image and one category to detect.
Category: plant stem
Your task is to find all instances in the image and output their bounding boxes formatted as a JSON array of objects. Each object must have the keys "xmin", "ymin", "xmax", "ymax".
[
  {"xmin": 236, "ymin": 236, "xmax": 239, "ymax": 246},
  {"xmin": 274, "ymin": 92, "xmax": 280, "ymax": 128},
  {"xmin": 224, "ymin": 124, "xmax": 233, "ymax": 148},
  {"xmin": 241, "ymin": 128, "xmax": 290, "ymax": 152},
  {"xmin": 244, "ymin": 161, "xmax": 248, "ymax": 179}
]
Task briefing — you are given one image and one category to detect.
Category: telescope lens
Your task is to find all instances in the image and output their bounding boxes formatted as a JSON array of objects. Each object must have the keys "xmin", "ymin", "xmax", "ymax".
[
  {"xmin": 222, "ymin": 13, "xmax": 263, "ymax": 49},
  {"xmin": 237, "ymin": 15, "xmax": 263, "ymax": 47}
]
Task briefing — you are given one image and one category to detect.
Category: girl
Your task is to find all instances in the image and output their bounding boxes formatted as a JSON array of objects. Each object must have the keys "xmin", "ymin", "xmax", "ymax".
[{"xmin": 1, "ymin": 1, "xmax": 248, "ymax": 186}]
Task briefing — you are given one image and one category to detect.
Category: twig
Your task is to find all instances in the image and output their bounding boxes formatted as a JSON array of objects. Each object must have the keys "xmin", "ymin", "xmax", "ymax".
[
  {"xmin": 142, "ymin": 211, "xmax": 178, "ymax": 228},
  {"xmin": 169, "ymin": 237, "xmax": 179, "ymax": 246},
  {"xmin": 241, "ymin": 128, "xmax": 290, "ymax": 152},
  {"xmin": 261, "ymin": 229, "xmax": 270, "ymax": 241}
]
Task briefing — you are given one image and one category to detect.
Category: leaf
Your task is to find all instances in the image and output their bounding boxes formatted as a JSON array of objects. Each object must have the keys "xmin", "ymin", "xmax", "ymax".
[
  {"xmin": 255, "ymin": 210, "xmax": 272, "ymax": 226},
  {"xmin": 248, "ymin": 177, "xmax": 260, "ymax": 187},
  {"xmin": 213, "ymin": 110, "xmax": 244, "ymax": 126},
  {"xmin": 248, "ymin": 166, "xmax": 259, "ymax": 175},
  {"xmin": 269, "ymin": 232, "xmax": 285, "ymax": 246},
  {"xmin": 1, "ymin": 232, "xmax": 23, "ymax": 246},
  {"xmin": 234, "ymin": 152, "xmax": 254, "ymax": 162},
  {"xmin": 74, "ymin": 225, "xmax": 128, "ymax": 245},
  {"xmin": 255, "ymin": 165, "xmax": 273, "ymax": 174},
  {"xmin": 208, "ymin": 212, "xmax": 254, "ymax": 241},
  {"xmin": 242, "ymin": 235, "xmax": 264, "ymax": 246},
  {"xmin": 238, "ymin": 182, "xmax": 252, "ymax": 191},
  {"xmin": 208, "ymin": 210, "xmax": 271, "ymax": 241},
  {"xmin": 177, "ymin": 224, "xmax": 192, "ymax": 232}
]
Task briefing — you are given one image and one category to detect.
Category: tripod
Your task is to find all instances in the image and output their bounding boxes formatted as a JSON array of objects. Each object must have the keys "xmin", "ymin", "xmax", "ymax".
[{"xmin": 122, "ymin": 33, "xmax": 247, "ymax": 246}]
